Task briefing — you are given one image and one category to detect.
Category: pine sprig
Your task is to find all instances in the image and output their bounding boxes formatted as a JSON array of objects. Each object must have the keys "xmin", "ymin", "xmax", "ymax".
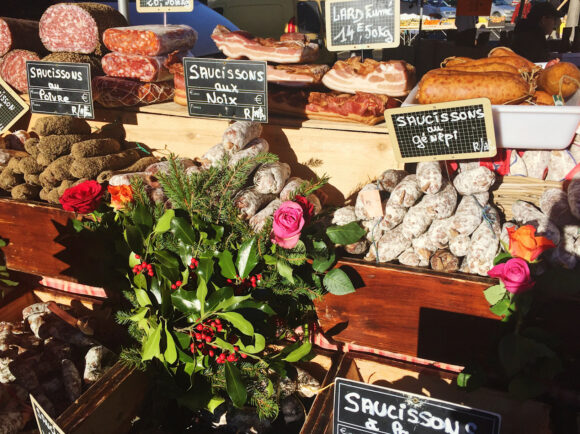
[{"xmin": 289, "ymin": 174, "xmax": 330, "ymax": 200}]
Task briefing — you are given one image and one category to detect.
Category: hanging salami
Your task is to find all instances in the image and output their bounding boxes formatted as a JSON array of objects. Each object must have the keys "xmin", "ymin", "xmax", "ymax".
[{"xmin": 103, "ymin": 25, "xmax": 197, "ymax": 56}]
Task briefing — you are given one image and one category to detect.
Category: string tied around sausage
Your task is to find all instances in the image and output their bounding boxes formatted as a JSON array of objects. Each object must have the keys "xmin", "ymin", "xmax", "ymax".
[{"xmin": 471, "ymin": 195, "xmax": 498, "ymax": 239}]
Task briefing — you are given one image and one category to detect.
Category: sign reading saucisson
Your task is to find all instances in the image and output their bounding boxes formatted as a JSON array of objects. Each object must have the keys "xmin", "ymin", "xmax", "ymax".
[
  {"xmin": 0, "ymin": 77, "xmax": 28, "ymax": 135},
  {"xmin": 385, "ymin": 98, "xmax": 497, "ymax": 163},
  {"xmin": 30, "ymin": 395, "xmax": 66, "ymax": 434},
  {"xmin": 334, "ymin": 378, "xmax": 502, "ymax": 434},
  {"xmin": 26, "ymin": 61, "xmax": 94, "ymax": 119},
  {"xmin": 183, "ymin": 58, "xmax": 268, "ymax": 123},
  {"xmin": 325, "ymin": 0, "xmax": 400, "ymax": 51},
  {"xmin": 136, "ymin": 0, "xmax": 194, "ymax": 13}
]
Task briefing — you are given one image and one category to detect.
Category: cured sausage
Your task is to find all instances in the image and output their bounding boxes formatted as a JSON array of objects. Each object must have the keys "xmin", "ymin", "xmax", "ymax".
[
  {"xmin": 39, "ymin": 3, "xmax": 127, "ymax": 55},
  {"xmin": 222, "ymin": 121, "xmax": 263, "ymax": 153},
  {"xmin": 444, "ymin": 56, "xmax": 535, "ymax": 73},
  {"xmin": 102, "ymin": 52, "xmax": 177, "ymax": 82},
  {"xmin": 417, "ymin": 70, "xmax": 530, "ymax": 105},
  {"xmin": 442, "ymin": 62, "xmax": 520, "ymax": 74},
  {"xmin": 103, "ymin": 25, "xmax": 197, "ymax": 56},
  {"xmin": 0, "ymin": 18, "xmax": 46, "ymax": 57},
  {"xmin": 92, "ymin": 76, "xmax": 174, "ymax": 107},
  {"xmin": 0, "ymin": 49, "xmax": 40, "ymax": 93},
  {"xmin": 487, "ymin": 46, "xmax": 537, "ymax": 70},
  {"xmin": 32, "ymin": 115, "xmax": 91, "ymax": 136},
  {"xmin": 537, "ymin": 62, "xmax": 580, "ymax": 99},
  {"xmin": 43, "ymin": 52, "xmax": 103, "ymax": 77}
]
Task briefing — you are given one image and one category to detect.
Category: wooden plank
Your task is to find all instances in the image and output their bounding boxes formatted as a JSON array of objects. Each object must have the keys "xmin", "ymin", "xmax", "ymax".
[{"xmin": 315, "ymin": 259, "xmax": 504, "ymax": 366}]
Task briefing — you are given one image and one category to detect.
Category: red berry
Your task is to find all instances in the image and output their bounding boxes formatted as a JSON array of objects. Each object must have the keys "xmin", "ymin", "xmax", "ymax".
[
  {"xmin": 241, "ymin": 353, "xmax": 247, "ymax": 359},
  {"xmin": 196, "ymin": 324, "xmax": 203, "ymax": 331},
  {"xmin": 227, "ymin": 354, "xmax": 236, "ymax": 362},
  {"xmin": 216, "ymin": 325, "xmax": 223, "ymax": 332},
  {"xmin": 215, "ymin": 319, "xmax": 221, "ymax": 325},
  {"xmin": 171, "ymin": 284, "xmax": 176, "ymax": 290},
  {"xmin": 148, "ymin": 271, "xmax": 154, "ymax": 277},
  {"xmin": 176, "ymin": 280, "xmax": 182, "ymax": 287},
  {"xmin": 135, "ymin": 254, "xmax": 140, "ymax": 259},
  {"xmin": 205, "ymin": 336, "xmax": 211, "ymax": 343},
  {"xmin": 209, "ymin": 350, "xmax": 214, "ymax": 357},
  {"xmin": 233, "ymin": 346, "xmax": 239, "ymax": 352},
  {"xmin": 210, "ymin": 321, "xmax": 216, "ymax": 328},
  {"xmin": 195, "ymin": 333, "xmax": 201, "ymax": 340}
]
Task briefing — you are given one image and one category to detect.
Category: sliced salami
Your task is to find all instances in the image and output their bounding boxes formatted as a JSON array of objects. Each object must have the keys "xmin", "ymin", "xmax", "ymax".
[
  {"xmin": 92, "ymin": 76, "xmax": 174, "ymax": 107},
  {"xmin": 101, "ymin": 51, "xmax": 190, "ymax": 82},
  {"xmin": 0, "ymin": 18, "xmax": 46, "ymax": 57},
  {"xmin": 103, "ymin": 25, "xmax": 197, "ymax": 56},
  {"xmin": 0, "ymin": 49, "xmax": 40, "ymax": 93},
  {"xmin": 39, "ymin": 3, "xmax": 127, "ymax": 55}
]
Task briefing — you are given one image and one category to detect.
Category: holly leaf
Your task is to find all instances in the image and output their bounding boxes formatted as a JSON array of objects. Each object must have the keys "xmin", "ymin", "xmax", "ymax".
[
  {"xmin": 134, "ymin": 288, "xmax": 151, "ymax": 307},
  {"xmin": 124, "ymin": 225, "xmax": 143, "ymax": 255},
  {"xmin": 326, "ymin": 222, "xmax": 365, "ymax": 245},
  {"xmin": 217, "ymin": 312, "xmax": 254, "ymax": 336},
  {"xmin": 195, "ymin": 252, "xmax": 214, "ymax": 282},
  {"xmin": 230, "ymin": 300, "xmax": 276, "ymax": 316},
  {"xmin": 236, "ymin": 237, "xmax": 258, "ymax": 279},
  {"xmin": 218, "ymin": 250, "xmax": 237, "ymax": 279},
  {"xmin": 207, "ymin": 396, "xmax": 225, "ymax": 414},
  {"xmin": 142, "ymin": 322, "xmax": 162, "ymax": 361},
  {"xmin": 206, "ymin": 286, "xmax": 234, "ymax": 312},
  {"xmin": 164, "ymin": 324, "xmax": 178, "ymax": 364},
  {"xmin": 283, "ymin": 341, "xmax": 312, "ymax": 362},
  {"xmin": 133, "ymin": 202, "xmax": 153, "ymax": 233},
  {"xmin": 243, "ymin": 333, "xmax": 265, "ymax": 354},
  {"xmin": 323, "ymin": 268, "xmax": 355, "ymax": 295},
  {"xmin": 484, "ymin": 284, "xmax": 507, "ymax": 305},
  {"xmin": 277, "ymin": 259, "xmax": 294, "ymax": 284},
  {"xmin": 171, "ymin": 288, "xmax": 201, "ymax": 316},
  {"xmin": 225, "ymin": 363, "xmax": 247, "ymax": 408},
  {"xmin": 154, "ymin": 209, "xmax": 175, "ymax": 235},
  {"xmin": 197, "ymin": 278, "xmax": 208, "ymax": 317},
  {"xmin": 171, "ymin": 217, "xmax": 197, "ymax": 246}
]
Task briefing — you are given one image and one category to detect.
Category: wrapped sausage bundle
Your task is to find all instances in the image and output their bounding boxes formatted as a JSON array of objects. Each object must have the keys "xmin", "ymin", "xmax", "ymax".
[
  {"xmin": 354, "ymin": 183, "xmax": 382, "ymax": 221},
  {"xmin": 465, "ymin": 206, "xmax": 501, "ymax": 276},
  {"xmin": 93, "ymin": 76, "xmax": 174, "ymax": 107},
  {"xmin": 512, "ymin": 200, "xmax": 561, "ymax": 245},
  {"xmin": 453, "ymin": 166, "xmax": 495, "ymax": 195}
]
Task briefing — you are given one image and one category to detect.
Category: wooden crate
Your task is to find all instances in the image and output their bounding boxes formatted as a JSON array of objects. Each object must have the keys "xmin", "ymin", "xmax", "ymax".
[
  {"xmin": 301, "ymin": 353, "xmax": 552, "ymax": 434},
  {"xmin": 0, "ymin": 283, "xmax": 147, "ymax": 434}
]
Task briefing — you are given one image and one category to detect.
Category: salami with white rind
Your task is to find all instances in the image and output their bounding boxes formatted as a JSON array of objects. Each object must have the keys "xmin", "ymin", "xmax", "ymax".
[
  {"xmin": 522, "ymin": 150, "xmax": 549, "ymax": 180},
  {"xmin": 332, "ymin": 206, "xmax": 357, "ymax": 226},
  {"xmin": 421, "ymin": 181, "xmax": 457, "ymax": 219},
  {"xmin": 222, "ymin": 121, "xmax": 263, "ymax": 153},
  {"xmin": 508, "ymin": 151, "xmax": 528, "ymax": 177},
  {"xmin": 253, "ymin": 162, "xmax": 291, "ymax": 195},
  {"xmin": 387, "ymin": 175, "xmax": 422, "ymax": 208},
  {"xmin": 465, "ymin": 206, "xmax": 501, "ymax": 276},
  {"xmin": 375, "ymin": 226, "xmax": 411, "ymax": 263},
  {"xmin": 401, "ymin": 203, "xmax": 434, "ymax": 239},
  {"xmin": 382, "ymin": 204, "xmax": 406, "ymax": 230},
  {"xmin": 227, "ymin": 138, "xmax": 269, "ymax": 170},
  {"xmin": 234, "ymin": 187, "xmax": 276, "ymax": 220},
  {"xmin": 450, "ymin": 196, "xmax": 484, "ymax": 237},
  {"xmin": 416, "ymin": 161, "xmax": 443, "ymax": 194},
  {"xmin": 449, "ymin": 234, "xmax": 470, "ymax": 257},
  {"xmin": 398, "ymin": 247, "xmax": 423, "ymax": 267},
  {"xmin": 539, "ymin": 188, "xmax": 577, "ymax": 227},
  {"xmin": 378, "ymin": 169, "xmax": 408, "ymax": 193},
  {"xmin": 249, "ymin": 199, "xmax": 281, "ymax": 233},
  {"xmin": 453, "ymin": 166, "xmax": 495, "ymax": 196},
  {"xmin": 427, "ymin": 217, "xmax": 453, "ymax": 249},
  {"xmin": 546, "ymin": 150, "xmax": 577, "ymax": 181},
  {"xmin": 197, "ymin": 143, "xmax": 226, "ymax": 170},
  {"xmin": 512, "ymin": 200, "xmax": 561, "ymax": 245},
  {"xmin": 280, "ymin": 177, "xmax": 305, "ymax": 202},
  {"xmin": 39, "ymin": 3, "xmax": 127, "ymax": 55}
]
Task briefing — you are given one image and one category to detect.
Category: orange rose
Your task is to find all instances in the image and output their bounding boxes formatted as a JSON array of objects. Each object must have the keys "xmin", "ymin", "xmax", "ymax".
[
  {"xmin": 108, "ymin": 185, "xmax": 133, "ymax": 210},
  {"xmin": 507, "ymin": 225, "xmax": 555, "ymax": 262}
]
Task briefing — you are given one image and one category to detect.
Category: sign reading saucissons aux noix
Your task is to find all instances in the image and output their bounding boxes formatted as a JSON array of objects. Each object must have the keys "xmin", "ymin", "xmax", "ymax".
[
  {"xmin": 0, "ymin": 78, "xmax": 28, "ymax": 135},
  {"xmin": 334, "ymin": 378, "xmax": 501, "ymax": 434},
  {"xmin": 183, "ymin": 58, "xmax": 268, "ymax": 123},
  {"xmin": 385, "ymin": 98, "xmax": 497, "ymax": 163},
  {"xmin": 137, "ymin": 0, "xmax": 194, "ymax": 13},
  {"xmin": 26, "ymin": 61, "xmax": 94, "ymax": 119},
  {"xmin": 325, "ymin": 0, "xmax": 400, "ymax": 51}
]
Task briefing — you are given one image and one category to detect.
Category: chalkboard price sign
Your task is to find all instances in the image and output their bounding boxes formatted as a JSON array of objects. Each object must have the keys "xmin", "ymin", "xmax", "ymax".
[
  {"xmin": 26, "ymin": 61, "xmax": 94, "ymax": 119},
  {"xmin": 137, "ymin": 0, "xmax": 194, "ymax": 13},
  {"xmin": 30, "ymin": 395, "xmax": 65, "ymax": 434},
  {"xmin": 385, "ymin": 98, "xmax": 497, "ymax": 163},
  {"xmin": 325, "ymin": 0, "xmax": 400, "ymax": 51},
  {"xmin": 334, "ymin": 378, "xmax": 501, "ymax": 434},
  {"xmin": 0, "ymin": 78, "xmax": 28, "ymax": 135},
  {"xmin": 183, "ymin": 58, "xmax": 268, "ymax": 123}
]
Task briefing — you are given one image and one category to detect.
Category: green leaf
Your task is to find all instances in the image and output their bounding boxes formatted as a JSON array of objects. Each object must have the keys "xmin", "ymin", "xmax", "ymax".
[
  {"xmin": 230, "ymin": 300, "xmax": 276, "ymax": 316},
  {"xmin": 124, "ymin": 225, "xmax": 143, "ymax": 255},
  {"xmin": 133, "ymin": 273, "xmax": 147, "ymax": 289},
  {"xmin": 0, "ymin": 279, "xmax": 18, "ymax": 287},
  {"xmin": 206, "ymin": 286, "xmax": 234, "ymax": 312},
  {"xmin": 243, "ymin": 333, "xmax": 265, "ymax": 354},
  {"xmin": 266, "ymin": 379, "xmax": 274, "ymax": 397},
  {"xmin": 312, "ymin": 251, "xmax": 336, "ymax": 273},
  {"xmin": 490, "ymin": 297, "xmax": 511, "ymax": 317},
  {"xmin": 178, "ymin": 376, "xmax": 211, "ymax": 410},
  {"xmin": 171, "ymin": 289, "xmax": 201, "ymax": 316},
  {"xmin": 164, "ymin": 324, "xmax": 178, "ymax": 364},
  {"xmin": 207, "ymin": 396, "xmax": 225, "ymax": 414},
  {"xmin": 154, "ymin": 209, "xmax": 175, "ymax": 234},
  {"xmin": 263, "ymin": 254, "xmax": 277, "ymax": 266},
  {"xmin": 171, "ymin": 217, "xmax": 198, "ymax": 246},
  {"xmin": 326, "ymin": 222, "xmax": 365, "ymax": 245},
  {"xmin": 323, "ymin": 268, "xmax": 355, "ymax": 295},
  {"xmin": 155, "ymin": 250, "xmax": 180, "ymax": 270},
  {"xmin": 225, "ymin": 363, "xmax": 247, "ymax": 408},
  {"xmin": 133, "ymin": 202, "xmax": 153, "ymax": 232},
  {"xmin": 134, "ymin": 288, "xmax": 152, "ymax": 307},
  {"xmin": 493, "ymin": 252, "xmax": 513, "ymax": 266},
  {"xmin": 142, "ymin": 322, "xmax": 162, "ymax": 361},
  {"xmin": 129, "ymin": 252, "xmax": 141, "ymax": 268},
  {"xmin": 0, "ymin": 239, "xmax": 6, "ymax": 247},
  {"xmin": 218, "ymin": 251, "xmax": 237, "ymax": 279},
  {"xmin": 236, "ymin": 237, "xmax": 258, "ymax": 279},
  {"xmin": 484, "ymin": 284, "xmax": 507, "ymax": 305},
  {"xmin": 197, "ymin": 278, "xmax": 208, "ymax": 317},
  {"xmin": 195, "ymin": 252, "xmax": 214, "ymax": 282},
  {"xmin": 129, "ymin": 307, "xmax": 149, "ymax": 321},
  {"xmin": 217, "ymin": 312, "xmax": 254, "ymax": 336},
  {"xmin": 277, "ymin": 259, "xmax": 294, "ymax": 284},
  {"xmin": 283, "ymin": 341, "xmax": 312, "ymax": 362},
  {"xmin": 212, "ymin": 337, "xmax": 235, "ymax": 353},
  {"xmin": 499, "ymin": 333, "xmax": 557, "ymax": 377},
  {"xmin": 210, "ymin": 224, "xmax": 225, "ymax": 243}
]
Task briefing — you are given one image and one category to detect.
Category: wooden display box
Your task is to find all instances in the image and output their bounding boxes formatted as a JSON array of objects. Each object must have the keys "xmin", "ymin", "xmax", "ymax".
[
  {"xmin": 0, "ymin": 283, "xmax": 147, "ymax": 434},
  {"xmin": 301, "ymin": 353, "xmax": 552, "ymax": 434}
]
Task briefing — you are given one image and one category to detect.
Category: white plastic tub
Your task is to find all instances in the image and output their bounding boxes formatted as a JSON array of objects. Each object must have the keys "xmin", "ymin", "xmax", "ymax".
[{"xmin": 402, "ymin": 85, "xmax": 580, "ymax": 149}]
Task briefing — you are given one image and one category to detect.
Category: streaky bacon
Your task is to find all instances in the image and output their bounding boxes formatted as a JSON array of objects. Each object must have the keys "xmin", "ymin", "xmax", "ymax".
[
  {"xmin": 321, "ymin": 57, "xmax": 416, "ymax": 97},
  {"xmin": 266, "ymin": 64, "xmax": 329, "ymax": 87},
  {"xmin": 211, "ymin": 25, "xmax": 319, "ymax": 64}
]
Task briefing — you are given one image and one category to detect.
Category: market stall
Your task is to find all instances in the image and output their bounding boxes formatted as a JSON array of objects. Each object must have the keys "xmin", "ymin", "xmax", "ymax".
[{"xmin": 1, "ymin": 1, "xmax": 580, "ymax": 433}]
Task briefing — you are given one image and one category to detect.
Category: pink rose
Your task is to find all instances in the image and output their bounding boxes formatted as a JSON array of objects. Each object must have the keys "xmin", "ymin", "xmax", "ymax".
[
  {"xmin": 488, "ymin": 258, "xmax": 535, "ymax": 294},
  {"xmin": 272, "ymin": 201, "xmax": 305, "ymax": 249}
]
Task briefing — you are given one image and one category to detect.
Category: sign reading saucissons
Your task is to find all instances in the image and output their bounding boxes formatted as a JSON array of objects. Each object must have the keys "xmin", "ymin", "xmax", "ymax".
[
  {"xmin": 137, "ymin": 0, "xmax": 194, "ymax": 13},
  {"xmin": 0, "ymin": 78, "xmax": 28, "ymax": 135}
]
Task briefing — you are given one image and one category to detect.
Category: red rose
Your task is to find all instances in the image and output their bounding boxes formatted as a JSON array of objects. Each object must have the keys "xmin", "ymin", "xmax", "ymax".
[
  {"xmin": 294, "ymin": 195, "xmax": 314, "ymax": 223},
  {"xmin": 59, "ymin": 180, "xmax": 104, "ymax": 214}
]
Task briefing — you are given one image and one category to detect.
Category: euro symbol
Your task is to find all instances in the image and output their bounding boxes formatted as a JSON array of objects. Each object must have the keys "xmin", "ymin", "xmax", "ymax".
[
  {"xmin": 255, "ymin": 94, "xmax": 263, "ymax": 104},
  {"xmin": 81, "ymin": 93, "xmax": 88, "ymax": 102}
]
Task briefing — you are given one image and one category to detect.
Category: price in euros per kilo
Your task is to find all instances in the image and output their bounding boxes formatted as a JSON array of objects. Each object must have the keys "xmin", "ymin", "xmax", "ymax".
[{"xmin": 334, "ymin": 25, "xmax": 393, "ymax": 43}]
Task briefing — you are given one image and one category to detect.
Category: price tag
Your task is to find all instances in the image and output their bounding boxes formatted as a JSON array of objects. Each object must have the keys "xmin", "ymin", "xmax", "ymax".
[
  {"xmin": 26, "ymin": 61, "xmax": 94, "ymax": 119},
  {"xmin": 30, "ymin": 395, "xmax": 66, "ymax": 434},
  {"xmin": 359, "ymin": 189, "xmax": 384, "ymax": 218},
  {"xmin": 334, "ymin": 378, "xmax": 501, "ymax": 434},
  {"xmin": 325, "ymin": 0, "xmax": 400, "ymax": 51},
  {"xmin": 456, "ymin": 0, "xmax": 493, "ymax": 17},
  {"xmin": 384, "ymin": 98, "xmax": 497, "ymax": 163},
  {"xmin": 0, "ymin": 78, "xmax": 28, "ymax": 135},
  {"xmin": 183, "ymin": 58, "xmax": 268, "ymax": 123},
  {"xmin": 137, "ymin": 0, "xmax": 194, "ymax": 13}
]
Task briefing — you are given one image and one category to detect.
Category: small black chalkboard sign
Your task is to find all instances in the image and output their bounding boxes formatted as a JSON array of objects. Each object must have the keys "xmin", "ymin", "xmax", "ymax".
[
  {"xmin": 334, "ymin": 378, "xmax": 501, "ymax": 434},
  {"xmin": 137, "ymin": 0, "xmax": 194, "ymax": 13},
  {"xmin": 183, "ymin": 58, "xmax": 268, "ymax": 123},
  {"xmin": 0, "ymin": 78, "xmax": 28, "ymax": 135},
  {"xmin": 325, "ymin": 0, "xmax": 400, "ymax": 51},
  {"xmin": 30, "ymin": 395, "xmax": 65, "ymax": 434},
  {"xmin": 385, "ymin": 98, "xmax": 497, "ymax": 163},
  {"xmin": 26, "ymin": 61, "xmax": 94, "ymax": 119}
]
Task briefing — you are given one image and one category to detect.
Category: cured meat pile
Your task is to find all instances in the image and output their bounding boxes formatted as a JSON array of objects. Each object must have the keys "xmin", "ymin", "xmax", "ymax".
[
  {"xmin": 0, "ymin": 115, "xmax": 159, "ymax": 204},
  {"xmin": 333, "ymin": 162, "xmax": 580, "ymax": 275},
  {"xmin": 97, "ymin": 25, "xmax": 197, "ymax": 107},
  {"xmin": 0, "ymin": 3, "xmax": 126, "ymax": 94},
  {"xmin": 0, "ymin": 302, "xmax": 117, "ymax": 432}
]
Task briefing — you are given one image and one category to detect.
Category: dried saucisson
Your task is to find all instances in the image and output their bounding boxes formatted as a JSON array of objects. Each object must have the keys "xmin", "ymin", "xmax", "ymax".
[{"xmin": 103, "ymin": 25, "xmax": 197, "ymax": 56}]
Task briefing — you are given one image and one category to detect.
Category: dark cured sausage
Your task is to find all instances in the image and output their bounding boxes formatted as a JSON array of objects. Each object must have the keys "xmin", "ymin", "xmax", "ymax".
[
  {"xmin": 39, "ymin": 3, "xmax": 127, "ymax": 55},
  {"xmin": 103, "ymin": 25, "xmax": 197, "ymax": 56},
  {"xmin": 417, "ymin": 70, "xmax": 530, "ymax": 105},
  {"xmin": 0, "ymin": 18, "xmax": 46, "ymax": 57},
  {"xmin": 92, "ymin": 76, "xmax": 174, "ymax": 107},
  {"xmin": 0, "ymin": 49, "xmax": 40, "ymax": 93},
  {"xmin": 101, "ymin": 50, "xmax": 190, "ymax": 82}
]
